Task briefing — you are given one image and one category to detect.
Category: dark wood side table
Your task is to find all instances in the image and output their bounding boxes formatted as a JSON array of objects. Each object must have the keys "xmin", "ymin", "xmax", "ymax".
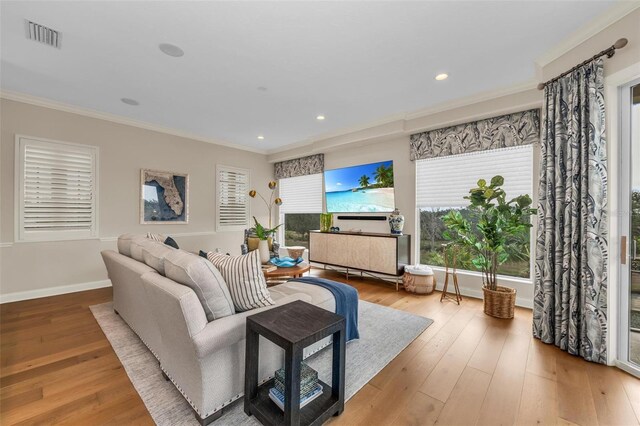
[{"xmin": 244, "ymin": 300, "xmax": 346, "ymax": 426}]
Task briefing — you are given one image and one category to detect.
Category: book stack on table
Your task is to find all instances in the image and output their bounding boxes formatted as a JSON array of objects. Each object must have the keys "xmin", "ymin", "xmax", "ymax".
[{"xmin": 268, "ymin": 363, "xmax": 323, "ymax": 411}]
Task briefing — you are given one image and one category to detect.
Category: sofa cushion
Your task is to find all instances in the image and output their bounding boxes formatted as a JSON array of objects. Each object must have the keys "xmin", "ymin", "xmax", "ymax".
[
  {"xmin": 117, "ymin": 233, "xmax": 138, "ymax": 257},
  {"xmin": 142, "ymin": 241, "xmax": 176, "ymax": 275},
  {"xmin": 130, "ymin": 236, "xmax": 157, "ymax": 262},
  {"xmin": 164, "ymin": 250, "xmax": 235, "ymax": 321},
  {"xmin": 206, "ymin": 250, "xmax": 274, "ymax": 312}
]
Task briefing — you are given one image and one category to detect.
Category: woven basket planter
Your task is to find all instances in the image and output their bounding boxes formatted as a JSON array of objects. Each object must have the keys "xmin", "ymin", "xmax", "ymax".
[{"xmin": 483, "ymin": 285, "xmax": 516, "ymax": 319}]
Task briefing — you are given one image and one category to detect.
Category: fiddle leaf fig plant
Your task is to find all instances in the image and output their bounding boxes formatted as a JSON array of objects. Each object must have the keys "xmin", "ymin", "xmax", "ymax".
[{"xmin": 442, "ymin": 175, "xmax": 536, "ymax": 291}]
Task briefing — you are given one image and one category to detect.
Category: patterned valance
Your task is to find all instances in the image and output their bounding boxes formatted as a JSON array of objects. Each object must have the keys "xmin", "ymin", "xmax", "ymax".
[
  {"xmin": 409, "ymin": 109, "xmax": 540, "ymax": 161},
  {"xmin": 274, "ymin": 154, "xmax": 324, "ymax": 179}
]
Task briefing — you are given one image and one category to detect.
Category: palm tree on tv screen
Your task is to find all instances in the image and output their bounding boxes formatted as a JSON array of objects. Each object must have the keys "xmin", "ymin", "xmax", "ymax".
[
  {"xmin": 373, "ymin": 164, "xmax": 393, "ymax": 188},
  {"xmin": 358, "ymin": 175, "xmax": 370, "ymax": 189}
]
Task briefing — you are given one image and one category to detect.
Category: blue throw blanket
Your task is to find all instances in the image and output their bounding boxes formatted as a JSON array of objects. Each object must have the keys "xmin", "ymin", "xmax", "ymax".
[{"xmin": 292, "ymin": 277, "xmax": 359, "ymax": 342}]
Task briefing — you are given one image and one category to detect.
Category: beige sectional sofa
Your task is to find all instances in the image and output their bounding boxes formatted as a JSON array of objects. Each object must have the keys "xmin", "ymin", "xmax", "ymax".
[{"xmin": 101, "ymin": 235, "xmax": 335, "ymax": 425}]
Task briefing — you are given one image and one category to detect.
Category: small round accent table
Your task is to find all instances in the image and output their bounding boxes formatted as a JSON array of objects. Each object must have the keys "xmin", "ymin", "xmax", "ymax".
[{"xmin": 263, "ymin": 263, "xmax": 311, "ymax": 285}]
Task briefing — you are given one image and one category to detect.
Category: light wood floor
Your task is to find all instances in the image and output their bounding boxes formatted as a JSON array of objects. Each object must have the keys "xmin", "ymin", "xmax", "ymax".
[{"xmin": 1, "ymin": 269, "xmax": 639, "ymax": 425}]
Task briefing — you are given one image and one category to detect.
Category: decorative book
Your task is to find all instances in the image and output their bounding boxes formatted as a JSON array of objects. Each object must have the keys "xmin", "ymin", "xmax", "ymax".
[
  {"xmin": 268, "ymin": 384, "xmax": 323, "ymax": 411},
  {"xmin": 274, "ymin": 363, "xmax": 318, "ymax": 396},
  {"xmin": 261, "ymin": 265, "xmax": 277, "ymax": 273}
]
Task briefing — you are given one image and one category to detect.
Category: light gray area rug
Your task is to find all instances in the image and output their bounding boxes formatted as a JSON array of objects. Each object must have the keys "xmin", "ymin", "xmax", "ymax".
[{"xmin": 90, "ymin": 301, "xmax": 432, "ymax": 425}]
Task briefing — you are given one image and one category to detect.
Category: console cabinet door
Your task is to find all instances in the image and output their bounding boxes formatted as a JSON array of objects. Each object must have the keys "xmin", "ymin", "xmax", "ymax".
[
  {"xmin": 347, "ymin": 235, "xmax": 371, "ymax": 271},
  {"xmin": 309, "ymin": 233, "xmax": 328, "ymax": 264},
  {"xmin": 326, "ymin": 234, "xmax": 349, "ymax": 267},
  {"xmin": 369, "ymin": 237, "xmax": 397, "ymax": 275}
]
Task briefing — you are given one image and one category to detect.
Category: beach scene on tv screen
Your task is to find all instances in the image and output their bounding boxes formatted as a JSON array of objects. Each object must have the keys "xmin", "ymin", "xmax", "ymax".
[{"xmin": 325, "ymin": 160, "xmax": 395, "ymax": 213}]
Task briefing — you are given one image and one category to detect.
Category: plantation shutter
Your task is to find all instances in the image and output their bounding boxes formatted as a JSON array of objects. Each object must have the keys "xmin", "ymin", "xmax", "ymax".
[
  {"xmin": 216, "ymin": 165, "xmax": 250, "ymax": 231},
  {"xmin": 278, "ymin": 173, "xmax": 323, "ymax": 214},
  {"xmin": 17, "ymin": 136, "xmax": 98, "ymax": 242},
  {"xmin": 416, "ymin": 145, "xmax": 533, "ymax": 209}
]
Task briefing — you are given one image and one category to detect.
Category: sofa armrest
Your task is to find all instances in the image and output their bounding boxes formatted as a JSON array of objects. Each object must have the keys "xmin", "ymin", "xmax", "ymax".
[
  {"xmin": 191, "ymin": 294, "xmax": 303, "ymax": 359},
  {"xmin": 141, "ymin": 272, "xmax": 209, "ymax": 338}
]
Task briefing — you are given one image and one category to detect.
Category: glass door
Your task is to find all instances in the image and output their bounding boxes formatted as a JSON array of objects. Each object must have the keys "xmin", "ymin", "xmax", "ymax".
[
  {"xmin": 620, "ymin": 81, "xmax": 640, "ymax": 375},
  {"xmin": 629, "ymin": 83, "xmax": 640, "ymax": 368}
]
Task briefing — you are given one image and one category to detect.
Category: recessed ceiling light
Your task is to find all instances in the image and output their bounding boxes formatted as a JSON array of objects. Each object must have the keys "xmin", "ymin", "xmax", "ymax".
[
  {"xmin": 121, "ymin": 98, "xmax": 139, "ymax": 106},
  {"xmin": 159, "ymin": 43, "xmax": 184, "ymax": 57},
  {"xmin": 257, "ymin": 135, "xmax": 265, "ymax": 140},
  {"xmin": 316, "ymin": 115, "xmax": 326, "ymax": 121},
  {"xmin": 435, "ymin": 73, "xmax": 449, "ymax": 81}
]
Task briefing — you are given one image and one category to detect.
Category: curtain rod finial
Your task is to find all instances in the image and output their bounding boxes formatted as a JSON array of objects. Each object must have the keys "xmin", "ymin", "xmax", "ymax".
[
  {"xmin": 614, "ymin": 38, "xmax": 628, "ymax": 49},
  {"xmin": 537, "ymin": 82, "xmax": 546, "ymax": 91}
]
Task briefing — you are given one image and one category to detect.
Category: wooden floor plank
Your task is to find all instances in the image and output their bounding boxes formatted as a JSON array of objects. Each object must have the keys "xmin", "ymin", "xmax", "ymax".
[
  {"xmin": 434, "ymin": 366, "xmax": 492, "ymax": 425},
  {"xmin": 467, "ymin": 325, "xmax": 509, "ymax": 374},
  {"xmin": 586, "ymin": 361, "xmax": 639, "ymax": 426},
  {"xmin": 516, "ymin": 372, "xmax": 559, "ymax": 425},
  {"xmin": 556, "ymin": 351, "xmax": 600, "ymax": 426},
  {"xmin": 476, "ymin": 332, "xmax": 530, "ymax": 426},
  {"xmin": 391, "ymin": 391, "xmax": 443, "ymax": 426}
]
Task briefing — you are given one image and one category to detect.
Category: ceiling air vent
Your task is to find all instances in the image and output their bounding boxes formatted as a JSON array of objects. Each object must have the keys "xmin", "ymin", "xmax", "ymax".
[{"xmin": 25, "ymin": 20, "xmax": 61, "ymax": 48}]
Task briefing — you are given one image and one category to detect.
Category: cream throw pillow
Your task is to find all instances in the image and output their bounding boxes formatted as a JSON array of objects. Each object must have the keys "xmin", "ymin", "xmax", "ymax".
[{"xmin": 206, "ymin": 250, "xmax": 274, "ymax": 312}]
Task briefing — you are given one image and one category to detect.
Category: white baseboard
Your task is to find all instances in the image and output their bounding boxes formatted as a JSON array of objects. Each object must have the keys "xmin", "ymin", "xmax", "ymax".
[
  {"xmin": 0, "ymin": 279, "xmax": 112, "ymax": 304},
  {"xmin": 435, "ymin": 283, "xmax": 533, "ymax": 309},
  {"xmin": 310, "ymin": 263, "xmax": 533, "ymax": 309}
]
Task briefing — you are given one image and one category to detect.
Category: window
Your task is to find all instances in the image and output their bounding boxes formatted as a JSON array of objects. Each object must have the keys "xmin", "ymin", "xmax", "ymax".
[
  {"xmin": 216, "ymin": 165, "xmax": 250, "ymax": 231},
  {"xmin": 16, "ymin": 135, "xmax": 98, "ymax": 242},
  {"xmin": 416, "ymin": 145, "xmax": 533, "ymax": 278},
  {"xmin": 278, "ymin": 173, "xmax": 323, "ymax": 247}
]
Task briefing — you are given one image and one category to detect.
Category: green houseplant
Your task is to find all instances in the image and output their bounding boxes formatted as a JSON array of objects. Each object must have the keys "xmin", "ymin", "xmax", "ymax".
[{"xmin": 442, "ymin": 175, "xmax": 536, "ymax": 318}]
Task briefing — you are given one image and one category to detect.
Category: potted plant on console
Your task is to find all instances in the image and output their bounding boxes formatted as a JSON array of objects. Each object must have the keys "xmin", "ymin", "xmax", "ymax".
[
  {"xmin": 442, "ymin": 176, "xmax": 535, "ymax": 319},
  {"xmin": 252, "ymin": 217, "xmax": 282, "ymax": 264}
]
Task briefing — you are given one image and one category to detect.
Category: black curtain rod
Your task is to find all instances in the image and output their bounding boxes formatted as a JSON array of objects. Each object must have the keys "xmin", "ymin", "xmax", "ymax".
[{"xmin": 537, "ymin": 38, "xmax": 628, "ymax": 90}]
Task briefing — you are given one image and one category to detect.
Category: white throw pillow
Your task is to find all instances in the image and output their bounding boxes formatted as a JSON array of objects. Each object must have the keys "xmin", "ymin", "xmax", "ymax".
[
  {"xmin": 206, "ymin": 250, "xmax": 275, "ymax": 312},
  {"xmin": 141, "ymin": 241, "xmax": 176, "ymax": 275},
  {"xmin": 164, "ymin": 250, "xmax": 235, "ymax": 321}
]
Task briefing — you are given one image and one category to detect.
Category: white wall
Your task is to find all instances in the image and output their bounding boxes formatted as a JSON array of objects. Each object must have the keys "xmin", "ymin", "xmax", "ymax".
[{"xmin": 0, "ymin": 98, "xmax": 273, "ymax": 302}]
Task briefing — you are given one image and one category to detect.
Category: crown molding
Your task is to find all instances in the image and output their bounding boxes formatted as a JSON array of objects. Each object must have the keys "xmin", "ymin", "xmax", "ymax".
[
  {"xmin": 535, "ymin": 1, "xmax": 640, "ymax": 69},
  {"xmin": 0, "ymin": 90, "xmax": 268, "ymax": 155},
  {"xmin": 267, "ymin": 79, "xmax": 540, "ymax": 161},
  {"xmin": 403, "ymin": 79, "xmax": 538, "ymax": 122}
]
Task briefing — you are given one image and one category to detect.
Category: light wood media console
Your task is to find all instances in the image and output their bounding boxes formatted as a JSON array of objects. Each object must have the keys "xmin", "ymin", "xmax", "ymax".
[{"xmin": 308, "ymin": 230, "xmax": 411, "ymax": 290}]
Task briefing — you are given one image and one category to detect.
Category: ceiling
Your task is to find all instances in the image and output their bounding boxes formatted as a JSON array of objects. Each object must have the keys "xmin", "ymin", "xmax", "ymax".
[{"xmin": 0, "ymin": 1, "xmax": 618, "ymax": 153}]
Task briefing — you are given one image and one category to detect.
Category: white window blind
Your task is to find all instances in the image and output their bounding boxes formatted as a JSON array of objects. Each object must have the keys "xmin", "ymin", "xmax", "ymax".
[
  {"xmin": 416, "ymin": 145, "xmax": 533, "ymax": 209},
  {"xmin": 16, "ymin": 136, "xmax": 98, "ymax": 242},
  {"xmin": 278, "ymin": 173, "xmax": 323, "ymax": 214},
  {"xmin": 216, "ymin": 165, "xmax": 250, "ymax": 231}
]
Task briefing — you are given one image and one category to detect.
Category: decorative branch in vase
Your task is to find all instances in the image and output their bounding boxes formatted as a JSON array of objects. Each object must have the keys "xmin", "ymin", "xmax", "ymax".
[{"xmin": 248, "ymin": 180, "xmax": 282, "ymax": 229}]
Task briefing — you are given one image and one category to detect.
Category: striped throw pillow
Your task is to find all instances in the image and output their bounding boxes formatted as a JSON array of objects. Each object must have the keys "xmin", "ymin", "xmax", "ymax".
[
  {"xmin": 146, "ymin": 232, "xmax": 165, "ymax": 242},
  {"xmin": 206, "ymin": 250, "xmax": 274, "ymax": 312}
]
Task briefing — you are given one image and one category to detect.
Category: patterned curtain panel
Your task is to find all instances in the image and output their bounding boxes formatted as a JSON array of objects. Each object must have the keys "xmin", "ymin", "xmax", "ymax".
[
  {"xmin": 533, "ymin": 58, "xmax": 608, "ymax": 364},
  {"xmin": 274, "ymin": 154, "xmax": 324, "ymax": 179},
  {"xmin": 409, "ymin": 109, "xmax": 540, "ymax": 160}
]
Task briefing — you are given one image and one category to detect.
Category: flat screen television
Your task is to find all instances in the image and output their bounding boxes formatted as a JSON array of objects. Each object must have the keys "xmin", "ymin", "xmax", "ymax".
[{"xmin": 324, "ymin": 160, "xmax": 395, "ymax": 213}]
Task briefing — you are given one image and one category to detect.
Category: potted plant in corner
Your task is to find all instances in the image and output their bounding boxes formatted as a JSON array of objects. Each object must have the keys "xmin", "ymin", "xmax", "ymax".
[{"xmin": 442, "ymin": 176, "xmax": 536, "ymax": 319}]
